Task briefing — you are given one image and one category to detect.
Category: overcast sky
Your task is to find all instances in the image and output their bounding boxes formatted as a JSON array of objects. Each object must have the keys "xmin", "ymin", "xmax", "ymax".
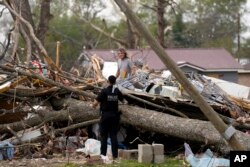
[{"xmin": 242, "ymin": 0, "xmax": 250, "ymax": 38}]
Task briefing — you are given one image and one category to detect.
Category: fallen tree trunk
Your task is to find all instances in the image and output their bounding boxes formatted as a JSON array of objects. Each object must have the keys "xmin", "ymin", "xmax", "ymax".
[
  {"xmin": 1, "ymin": 99, "xmax": 249, "ymax": 152},
  {"xmin": 120, "ymin": 105, "xmax": 250, "ymax": 152}
]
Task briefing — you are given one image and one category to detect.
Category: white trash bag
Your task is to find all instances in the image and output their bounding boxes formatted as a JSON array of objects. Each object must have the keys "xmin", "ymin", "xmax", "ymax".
[{"xmin": 76, "ymin": 138, "xmax": 101, "ymax": 156}]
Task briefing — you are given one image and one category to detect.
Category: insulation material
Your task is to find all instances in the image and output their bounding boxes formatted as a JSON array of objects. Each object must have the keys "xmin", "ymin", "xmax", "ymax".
[
  {"xmin": 204, "ymin": 75, "xmax": 250, "ymax": 99},
  {"xmin": 102, "ymin": 62, "xmax": 117, "ymax": 79}
]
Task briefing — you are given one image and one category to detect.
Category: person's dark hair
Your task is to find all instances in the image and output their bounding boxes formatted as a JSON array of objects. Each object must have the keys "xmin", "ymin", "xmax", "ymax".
[
  {"xmin": 108, "ymin": 75, "xmax": 116, "ymax": 84},
  {"xmin": 118, "ymin": 48, "xmax": 127, "ymax": 58}
]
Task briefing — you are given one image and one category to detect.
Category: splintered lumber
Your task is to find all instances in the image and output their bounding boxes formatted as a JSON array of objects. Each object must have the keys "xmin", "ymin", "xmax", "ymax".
[
  {"xmin": 0, "ymin": 99, "xmax": 249, "ymax": 152},
  {"xmin": 0, "ymin": 64, "xmax": 96, "ymax": 99},
  {"xmin": 6, "ymin": 87, "xmax": 60, "ymax": 97},
  {"xmin": 199, "ymin": 75, "xmax": 246, "ymax": 118},
  {"xmin": 229, "ymin": 96, "xmax": 250, "ymax": 113},
  {"xmin": 91, "ymin": 55, "xmax": 105, "ymax": 82},
  {"xmin": 5, "ymin": 84, "xmax": 94, "ymax": 97}
]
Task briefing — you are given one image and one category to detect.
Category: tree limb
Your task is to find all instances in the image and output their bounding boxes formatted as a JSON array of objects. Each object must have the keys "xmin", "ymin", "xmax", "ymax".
[
  {"xmin": 0, "ymin": 27, "xmax": 13, "ymax": 61},
  {"xmin": 79, "ymin": 17, "xmax": 128, "ymax": 47},
  {"xmin": 3, "ymin": 0, "xmax": 59, "ymax": 71},
  {"xmin": 0, "ymin": 64, "xmax": 97, "ymax": 99}
]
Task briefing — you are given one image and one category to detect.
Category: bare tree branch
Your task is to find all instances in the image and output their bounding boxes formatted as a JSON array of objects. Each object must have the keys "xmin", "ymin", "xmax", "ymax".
[
  {"xmin": 79, "ymin": 17, "xmax": 128, "ymax": 47},
  {"xmin": 36, "ymin": 0, "xmax": 53, "ymax": 45},
  {"xmin": 0, "ymin": 64, "xmax": 97, "ymax": 99},
  {"xmin": 4, "ymin": 0, "xmax": 47, "ymax": 56},
  {"xmin": 10, "ymin": 19, "xmax": 20, "ymax": 64},
  {"xmin": 3, "ymin": 0, "xmax": 61, "ymax": 74},
  {"xmin": 0, "ymin": 27, "xmax": 13, "ymax": 61},
  {"xmin": 0, "ymin": 6, "xmax": 6, "ymax": 16},
  {"xmin": 20, "ymin": 23, "xmax": 32, "ymax": 65},
  {"xmin": 49, "ymin": 28, "xmax": 82, "ymax": 46}
]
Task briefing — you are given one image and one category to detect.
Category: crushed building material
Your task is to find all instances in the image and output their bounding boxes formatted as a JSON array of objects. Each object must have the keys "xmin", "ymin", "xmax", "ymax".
[{"xmin": 1, "ymin": 51, "xmax": 250, "ymax": 162}]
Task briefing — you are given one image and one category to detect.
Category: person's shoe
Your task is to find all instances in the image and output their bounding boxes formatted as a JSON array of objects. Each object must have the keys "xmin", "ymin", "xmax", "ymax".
[{"xmin": 100, "ymin": 155, "xmax": 112, "ymax": 164}]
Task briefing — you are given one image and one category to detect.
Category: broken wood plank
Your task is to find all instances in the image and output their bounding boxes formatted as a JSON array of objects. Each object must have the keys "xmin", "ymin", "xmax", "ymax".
[{"xmin": 0, "ymin": 64, "xmax": 96, "ymax": 99}]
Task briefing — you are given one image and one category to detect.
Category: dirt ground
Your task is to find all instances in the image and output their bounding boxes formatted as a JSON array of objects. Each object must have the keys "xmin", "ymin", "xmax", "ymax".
[{"xmin": 0, "ymin": 154, "xmax": 91, "ymax": 167}]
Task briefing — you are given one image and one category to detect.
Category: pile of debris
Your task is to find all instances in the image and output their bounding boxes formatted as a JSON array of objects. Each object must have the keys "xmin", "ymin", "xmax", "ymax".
[{"xmin": 1, "ymin": 51, "xmax": 250, "ymax": 163}]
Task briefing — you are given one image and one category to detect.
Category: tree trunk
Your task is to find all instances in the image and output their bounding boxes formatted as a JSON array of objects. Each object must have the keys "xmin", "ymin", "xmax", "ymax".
[
  {"xmin": 7, "ymin": 0, "xmax": 36, "ymax": 52},
  {"xmin": 157, "ymin": 0, "xmax": 166, "ymax": 48},
  {"xmin": 1, "ymin": 98, "xmax": 249, "ymax": 152},
  {"xmin": 8, "ymin": 0, "xmax": 35, "ymax": 31},
  {"xmin": 127, "ymin": 20, "xmax": 137, "ymax": 48},
  {"xmin": 120, "ymin": 105, "xmax": 250, "ymax": 152},
  {"xmin": 126, "ymin": 0, "xmax": 139, "ymax": 48},
  {"xmin": 36, "ymin": 0, "xmax": 53, "ymax": 45},
  {"xmin": 6, "ymin": 0, "xmax": 52, "ymax": 61}
]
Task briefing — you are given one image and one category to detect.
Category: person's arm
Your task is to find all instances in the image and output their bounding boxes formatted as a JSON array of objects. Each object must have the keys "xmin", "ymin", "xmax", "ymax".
[
  {"xmin": 91, "ymin": 89, "xmax": 104, "ymax": 108},
  {"xmin": 91, "ymin": 99, "xmax": 100, "ymax": 109},
  {"xmin": 116, "ymin": 59, "xmax": 121, "ymax": 78},
  {"xmin": 116, "ymin": 69, "xmax": 120, "ymax": 78},
  {"xmin": 117, "ymin": 89, "xmax": 129, "ymax": 104}
]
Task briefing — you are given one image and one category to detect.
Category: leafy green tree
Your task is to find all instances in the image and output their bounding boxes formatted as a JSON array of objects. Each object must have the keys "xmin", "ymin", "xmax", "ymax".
[
  {"xmin": 171, "ymin": 0, "xmax": 247, "ymax": 56},
  {"xmin": 139, "ymin": 0, "xmax": 178, "ymax": 48},
  {"xmin": 237, "ymin": 38, "xmax": 250, "ymax": 59},
  {"xmin": 45, "ymin": 15, "xmax": 115, "ymax": 70},
  {"xmin": 3, "ymin": 0, "xmax": 250, "ymax": 68},
  {"xmin": 172, "ymin": 12, "xmax": 188, "ymax": 47}
]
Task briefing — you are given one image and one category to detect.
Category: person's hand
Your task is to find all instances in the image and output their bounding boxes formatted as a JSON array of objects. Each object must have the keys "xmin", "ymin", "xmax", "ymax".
[
  {"xmin": 90, "ymin": 103, "xmax": 96, "ymax": 109},
  {"xmin": 90, "ymin": 99, "xmax": 99, "ymax": 109}
]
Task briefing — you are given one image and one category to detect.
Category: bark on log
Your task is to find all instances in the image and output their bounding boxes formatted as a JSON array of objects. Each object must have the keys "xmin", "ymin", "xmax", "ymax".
[
  {"xmin": 0, "ymin": 99, "xmax": 249, "ymax": 152},
  {"xmin": 120, "ymin": 105, "xmax": 250, "ymax": 152}
]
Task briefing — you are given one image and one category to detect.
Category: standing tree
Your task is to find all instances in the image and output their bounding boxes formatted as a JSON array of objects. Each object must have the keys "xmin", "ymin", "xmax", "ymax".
[
  {"xmin": 140, "ymin": 0, "xmax": 177, "ymax": 48},
  {"xmin": 172, "ymin": 0, "xmax": 247, "ymax": 54},
  {"xmin": 2, "ymin": 0, "xmax": 53, "ymax": 64}
]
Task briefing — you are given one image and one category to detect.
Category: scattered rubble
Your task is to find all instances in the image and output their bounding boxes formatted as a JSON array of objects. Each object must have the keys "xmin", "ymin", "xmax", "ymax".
[{"xmin": 1, "ymin": 50, "xmax": 250, "ymax": 165}]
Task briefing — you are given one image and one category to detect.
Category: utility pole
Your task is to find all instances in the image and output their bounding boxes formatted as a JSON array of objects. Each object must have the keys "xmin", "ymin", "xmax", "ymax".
[{"xmin": 114, "ymin": 0, "xmax": 245, "ymax": 150}]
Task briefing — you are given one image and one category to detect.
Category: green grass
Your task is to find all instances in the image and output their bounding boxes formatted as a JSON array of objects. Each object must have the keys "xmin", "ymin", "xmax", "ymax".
[{"xmin": 60, "ymin": 158, "xmax": 187, "ymax": 167}]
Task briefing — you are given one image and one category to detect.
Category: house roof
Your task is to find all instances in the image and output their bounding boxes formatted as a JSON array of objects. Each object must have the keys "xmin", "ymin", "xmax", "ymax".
[{"xmin": 86, "ymin": 48, "xmax": 242, "ymax": 71}]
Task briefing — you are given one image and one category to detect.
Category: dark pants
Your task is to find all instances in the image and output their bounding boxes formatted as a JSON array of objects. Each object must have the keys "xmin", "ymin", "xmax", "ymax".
[{"xmin": 99, "ymin": 112, "xmax": 120, "ymax": 158}]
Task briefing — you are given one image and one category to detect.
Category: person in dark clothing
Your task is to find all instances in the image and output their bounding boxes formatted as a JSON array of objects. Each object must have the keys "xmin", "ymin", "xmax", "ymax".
[{"xmin": 91, "ymin": 75, "xmax": 124, "ymax": 159}]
